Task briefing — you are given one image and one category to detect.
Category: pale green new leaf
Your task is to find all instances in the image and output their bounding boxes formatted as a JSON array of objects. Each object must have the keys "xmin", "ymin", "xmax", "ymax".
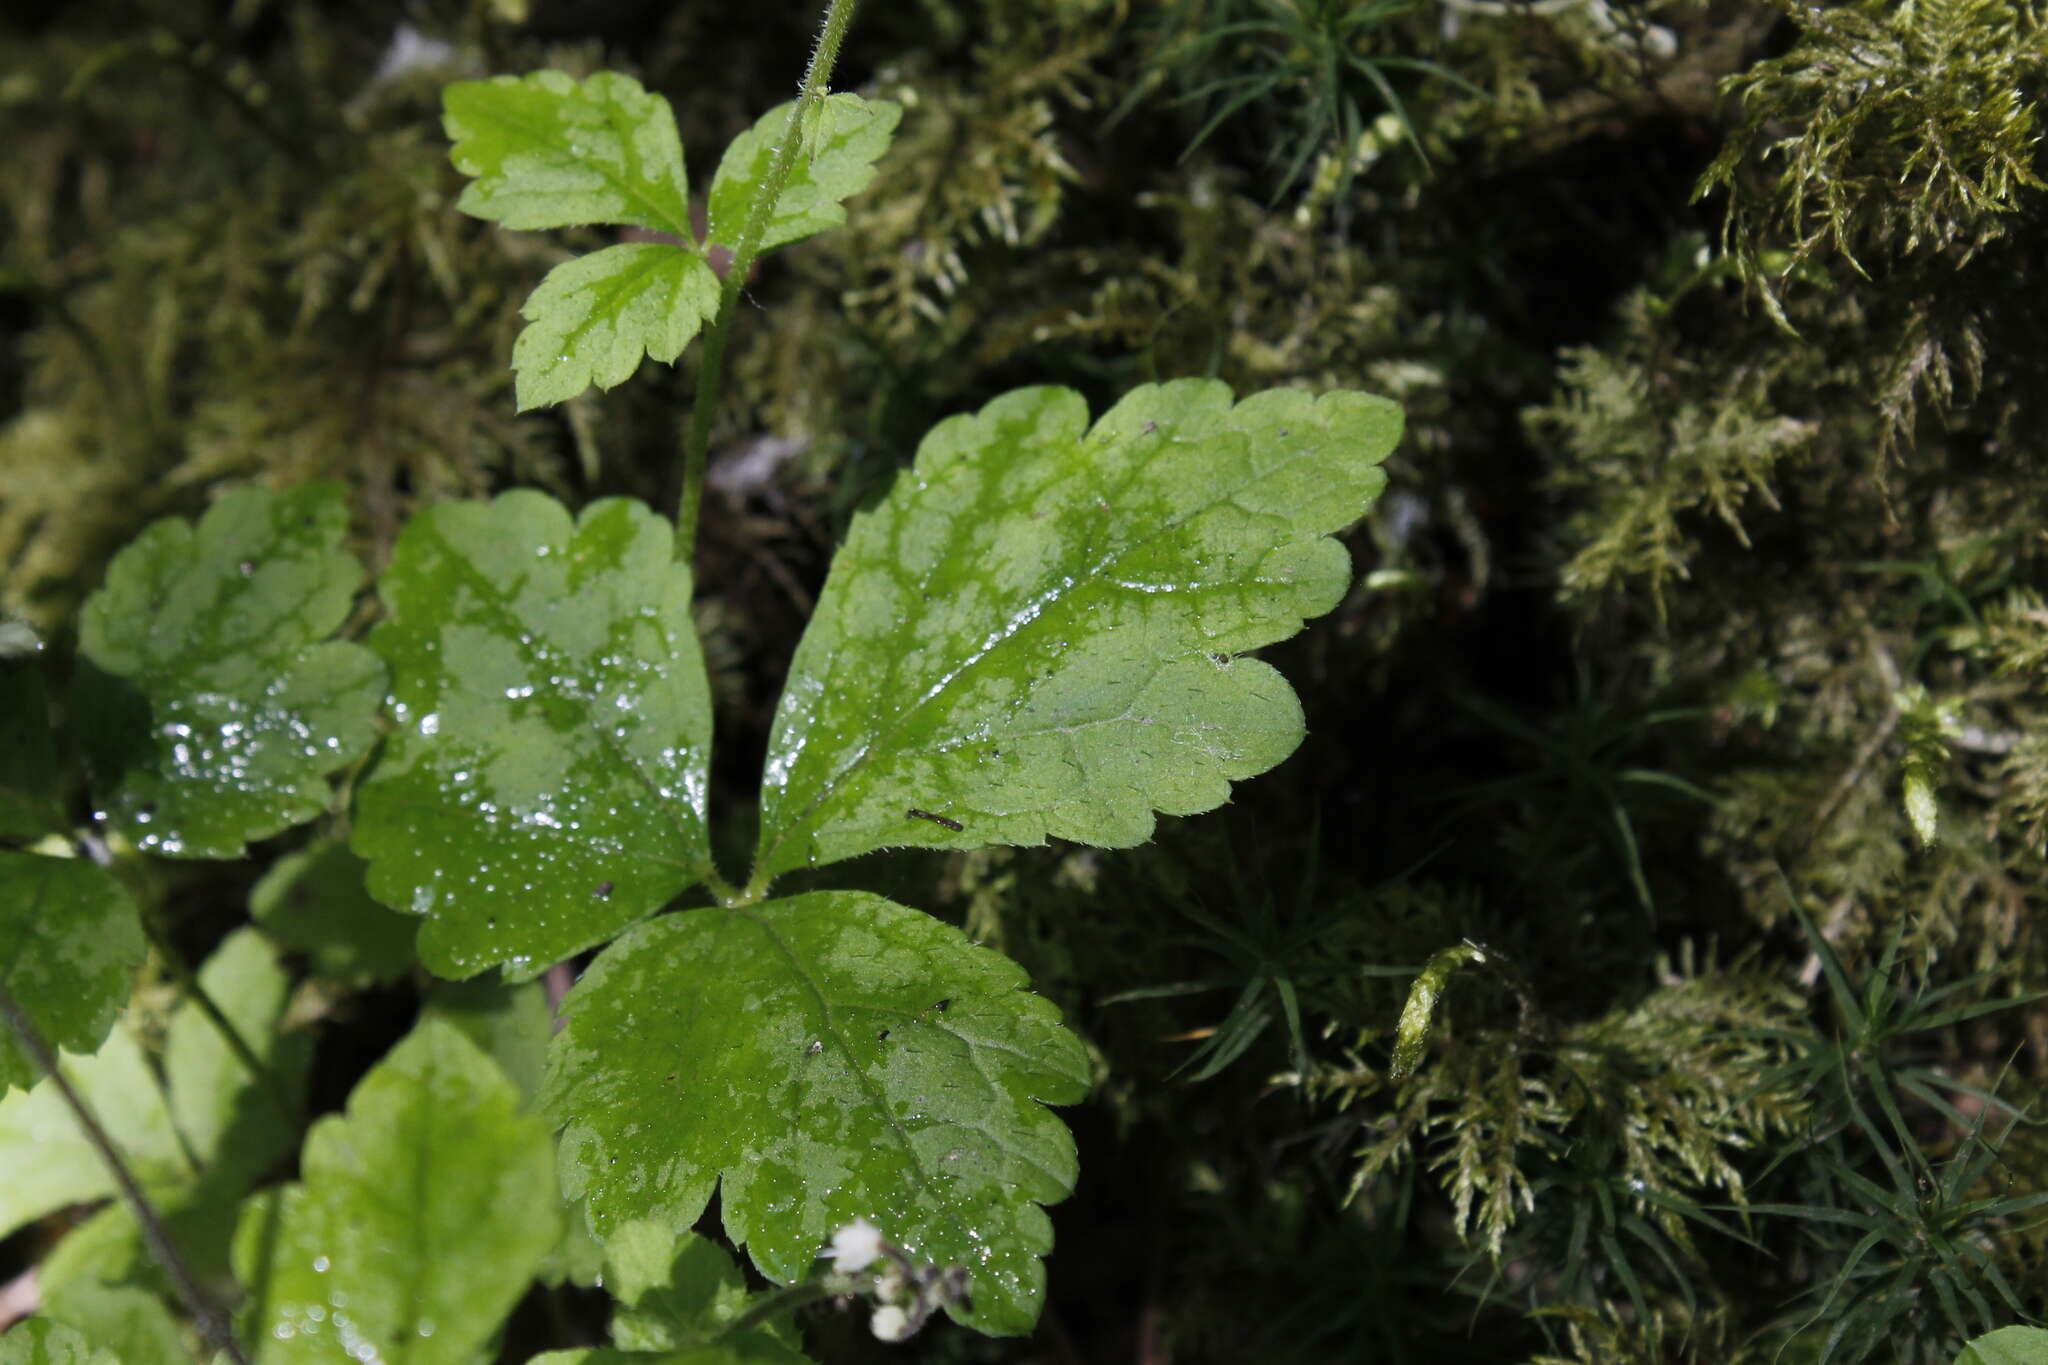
[
  {"xmin": 0, "ymin": 1024, "xmax": 190, "ymax": 1237},
  {"xmin": 9, "ymin": 928, "xmax": 306, "ymax": 1345},
  {"xmin": 445, "ymin": 71, "xmax": 692, "ymax": 235},
  {"xmin": 544, "ymin": 890, "xmax": 1090, "ymax": 1336},
  {"xmin": 706, "ymin": 95, "xmax": 902, "ymax": 255},
  {"xmin": 76, "ymin": 483, "xmax": 386, "ymax": 859},
  {"xmin": 353, "ymin": 492, "xmax": 714, "ymax": 979},
  {"xmin": 165, "ymin": 927, "xmax": 309, "ymax": 1176},
  {"xmin": 0, "ymin": 927, "xmax": 304, "ymax": 1237},
  {"xmin": 442, "ymin": 71, "xmax": 716, "ymax": 409},
  {"xmin": 510, "ymin": 244, "xmax": 719, "ymax": 410},
  {"xmin": 753, "ymin": 381, "xmax": 1400, "ymax": 881},
  {"xmin": 0, "ymin": 1320, "xmax": 118, "ymax": 1365},
  {"xmin": 234, "ymin": 1017, "xmax": 561, "ymax": 1365},
  {"xmin": 0, "ymin": 852, "xmax": 145, "ymax": 1097}
]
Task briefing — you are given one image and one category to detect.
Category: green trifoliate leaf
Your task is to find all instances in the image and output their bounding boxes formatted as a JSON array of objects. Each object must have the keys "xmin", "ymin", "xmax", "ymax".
[
  {"xmin": 165, "ymin": 927, "xmax": 309, "ymax": 1178},
  {"xmin": 706, "ymin": 95, "xmax": 901, "ymax": 255},
  {"xmin": 250, "ymin": 840, "xmax": 418, "ymax": 988},
  {"xmin": 76, "ymin": 483, "xmax": 385, "ymax": 859},
  {"xmin": 752, "ymin": 381, "xmax": 1400, "ymax": 881},
  {"xmin": 233, "ymin": 1017, "xmax": 561, "ymax": 1365},
  {"xmin": 353, "ymin": 492, "xmax": 714, "ymax": 979},
  {"xmin": 444, "ymin": 71, "xmax": 692, "ymax": 235},
  {"xmin": 0, "ymin": 1024, "xmax": 189, "ymax": 1238},
  {"xmin": 0, "ymin": 1320, "xmax": 118, "ymax": 1365},
  {"xmin": 0, "ymin": 851, "xmax": 145, "ymax": 1097},
  {"xmin": 544, "ymin": 890, "xmax": 1090, "ymax": 1337},
  {"xmin": 443, "ymin": 71, "xmax": 716, "ymax": 410},
  {"xmin": 511, "ymin": 244, "xmax": 720, "ymax": 411},
  {"xmin": 603, "ymin": 1220, "xmax": 806, "ymax": 1358}
]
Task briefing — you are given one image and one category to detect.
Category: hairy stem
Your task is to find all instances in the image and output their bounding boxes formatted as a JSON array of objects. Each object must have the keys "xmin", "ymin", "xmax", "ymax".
[
  {"xmin": 674, "ymin": 0, "xmax": 861, "ymax": 563},
  {"xmin": 0, "ymin": 981, "xmax": 248, "ymax": 1365}
]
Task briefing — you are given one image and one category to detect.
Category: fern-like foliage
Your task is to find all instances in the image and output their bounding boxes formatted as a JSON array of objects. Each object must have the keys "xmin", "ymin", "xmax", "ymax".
[
  {"xmin": 1323, "ymin": 961, "xmax": 1803, "ymax": 1262},
  {"xmin": 1698, "ymin": 0, "xmax": 2048, "ymax": 321},
  {"xmin": 1960, "ymin": 590, "xmax": 2048, "ymax": 849},
  {"xmin": 1528, "ymin": 287, "xmax": 1815, "ymax": 612}
]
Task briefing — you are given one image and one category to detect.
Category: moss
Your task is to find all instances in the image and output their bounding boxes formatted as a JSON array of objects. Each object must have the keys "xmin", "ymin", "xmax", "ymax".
[{"xmin": 6, "ymin": 0, "xmax": 2047, "ymax": 1357}]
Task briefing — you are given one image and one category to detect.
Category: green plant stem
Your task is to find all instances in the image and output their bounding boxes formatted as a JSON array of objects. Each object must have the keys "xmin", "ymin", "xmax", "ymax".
[
  {"xmin": 701, "ymin": 862, "xmax": 743, "ymax": 906},
  {"xmin": 713, "ymin": 1274, "xmax": 858, "ymax": 1339},
  {"xmin": 139, "ymin": 901, "xmax": 298, "ymax": 1131},
  {"xmin": 674, "ymin": 0, "xmax": 862, "ymax": 564},
  {"xmin": 0, "ymin": 980, "xmax": 249, "ymax": 1365}
]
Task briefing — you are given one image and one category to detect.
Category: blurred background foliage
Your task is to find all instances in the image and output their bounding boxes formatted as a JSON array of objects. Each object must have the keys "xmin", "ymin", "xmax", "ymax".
[{"xmin": 5, "ymin": 0, "xmax": 2048, "ymax": 1360}]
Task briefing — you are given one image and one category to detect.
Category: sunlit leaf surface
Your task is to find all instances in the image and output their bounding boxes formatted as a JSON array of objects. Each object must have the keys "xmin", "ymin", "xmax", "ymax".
[
  {"xmin": 1959, "ymin": 1327, "xmax": 2048, "ymax": 1365},
  {"xmin": 1, "ymin": 926, "xmax": 309, "ymax": 1239},
  {"xmin": 354, "ymin": 492, "xmax": 714, "ymax": 979},
  {"xmin": 753, "ymin": 380, "xmax": 1400, "ymax": 880},
  {"xmin": 445, "ymin": 71, "xmax": 692, "ymax": 234},
  {"xmin": 544, "ymin": 890, "xmax": 1090, "ymax": 1335},
  {"xmin": 706, "ymin": 94, "xmax": 901, "ymax": 255},
  {"xmin": 510, "ymin": 244, "xmax": 719, "ymax": 411},
  {"xmin": 443, "ymin": 71, "xmax": 719, "ymax": 409},
  {"xmin": 76, "ymin": 483, "xmax": 385, "ymax": 859}
]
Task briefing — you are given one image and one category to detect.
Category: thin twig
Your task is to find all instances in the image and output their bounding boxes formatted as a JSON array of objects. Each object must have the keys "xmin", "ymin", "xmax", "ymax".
[{"xmin": 0, "ymin": 981, "xmax": 248, "ymax": 1365}]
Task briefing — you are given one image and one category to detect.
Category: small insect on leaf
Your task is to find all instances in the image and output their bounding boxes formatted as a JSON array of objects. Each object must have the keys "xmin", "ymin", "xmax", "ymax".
[
  {"xmin": 905, "ymin": 808, "xmax": 964, "ymax": 832},
  {"xmin": 592, "ymin": 880, "xmax": 615, "ymax": 899}
]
